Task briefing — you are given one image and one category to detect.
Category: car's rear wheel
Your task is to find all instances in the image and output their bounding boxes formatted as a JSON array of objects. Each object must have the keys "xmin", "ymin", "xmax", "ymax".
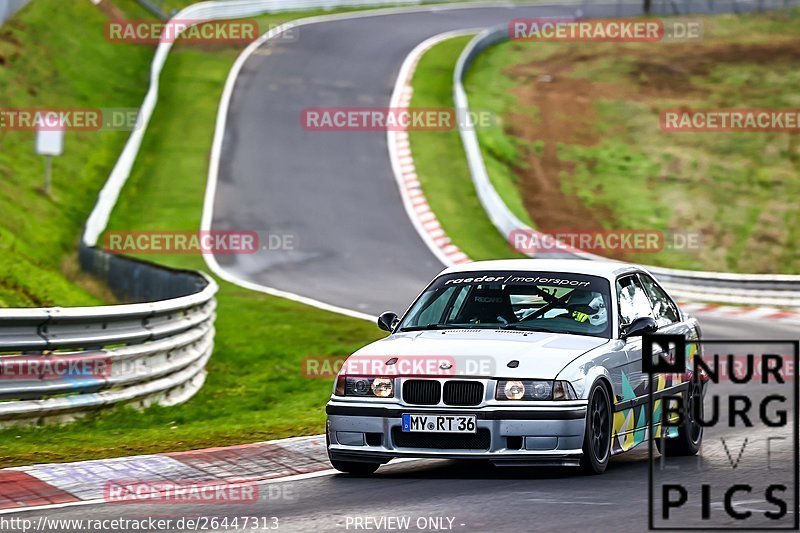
[
  {"xmin": 657, "ymin": 380, "xmax": 704, "ymax": 456},
  {"xmin": 580, "ymin": 381, "xmax": 612, "ymax": 475}
]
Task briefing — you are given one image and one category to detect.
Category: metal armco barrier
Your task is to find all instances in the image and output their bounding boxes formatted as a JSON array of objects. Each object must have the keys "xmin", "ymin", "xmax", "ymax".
[
  {"xmin": 454, "ymin": 1, "xmax": 800, "ymax": 308},
  {"xmin": 0, "ymin": 255, "xmax": 217, "ymax": 427}
]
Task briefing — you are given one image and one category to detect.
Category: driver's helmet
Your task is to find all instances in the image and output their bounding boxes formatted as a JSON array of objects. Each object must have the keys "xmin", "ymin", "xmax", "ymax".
[{"xmin": 566, "ymin": 290, "xmax": 607, "ymax": 327}]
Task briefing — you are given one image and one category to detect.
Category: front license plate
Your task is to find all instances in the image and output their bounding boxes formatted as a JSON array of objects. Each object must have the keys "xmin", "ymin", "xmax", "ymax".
[{"xmin": 401, "ymin": 414, "xmax": 477, "ymax": 433}]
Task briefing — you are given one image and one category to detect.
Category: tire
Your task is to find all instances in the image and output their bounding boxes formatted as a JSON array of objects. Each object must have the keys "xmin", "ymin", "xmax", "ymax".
[
  {"xmin": 657, "ymin": 380, "xmax": 703, "ymax": 456},
  {"xmin": 580, "ymin": 381, "xmax": 612, "ymax": 475},
  {"xmin": 329, "ymin": 459, "xmax": 380, "ymax": 476}
]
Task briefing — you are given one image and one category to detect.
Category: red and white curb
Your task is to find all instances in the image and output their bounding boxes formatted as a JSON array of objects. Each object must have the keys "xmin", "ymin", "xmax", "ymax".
[
  {"xmin": 0, "ymin": 435, "xmax": 330, "ymax": 513},
  {"xmin": 393, "ymin": 124, "xmax": 470, "ymax": 267},
  {"xmin": 388, "ymin": 30, "xmax": 478, "ymax": 268},
  {"xmin": 677, "ymin": 301, "xmax": 800, "ymax": 324}
]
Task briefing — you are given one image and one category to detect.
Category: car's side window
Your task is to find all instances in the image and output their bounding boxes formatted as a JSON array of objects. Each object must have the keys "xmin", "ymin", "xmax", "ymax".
[
  {"xmin": 616, "ymin": 275, "xmax": 654, "ymax": 330},
  {"xmin": 639, "ymin": 274, "xmax": 680, "ymax": 327}
]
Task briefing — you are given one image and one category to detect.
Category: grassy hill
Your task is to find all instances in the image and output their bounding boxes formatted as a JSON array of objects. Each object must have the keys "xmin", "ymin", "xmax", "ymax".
[{"xmin": 0, "ymin": 0, "xmax": 154, "ymax": 306}]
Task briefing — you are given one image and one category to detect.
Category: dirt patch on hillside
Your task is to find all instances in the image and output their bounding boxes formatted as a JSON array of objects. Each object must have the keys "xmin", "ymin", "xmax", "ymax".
[
  {"xmin": 503, "ymin": 39, "xmax": 800, "ymax": 256},
  {"xmin": 505, "ymin": 60, "xmax": 616, "ymax": 234}
]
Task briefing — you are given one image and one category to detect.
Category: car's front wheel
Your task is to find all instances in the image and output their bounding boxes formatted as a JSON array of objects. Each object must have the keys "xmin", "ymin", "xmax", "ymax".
[{"xmin": 580, "ymin": 381, "xmax": 612, "ymax": 475}]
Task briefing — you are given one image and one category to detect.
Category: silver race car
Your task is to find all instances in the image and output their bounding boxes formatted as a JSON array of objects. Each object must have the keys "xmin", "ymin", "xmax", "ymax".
[{"xmin": 326, "ymin": 259, "xmax": 704, "ymax": 475}]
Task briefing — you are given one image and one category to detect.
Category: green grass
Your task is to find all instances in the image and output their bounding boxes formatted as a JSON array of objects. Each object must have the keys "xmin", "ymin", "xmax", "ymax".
[
  {"xmin": 0, "ymin": 0, "xmax": 155, "ymax": 307},
  {"xmin": 459, "ymin": 10, "xmax": 800, "ymax": 273},
  {"xmin": 0, "ymin": 8, "xmax": 383, "ymax": 468},
  {"xmin": 408, "ymin": 35, "xmax": 526, "ymax": 261}
]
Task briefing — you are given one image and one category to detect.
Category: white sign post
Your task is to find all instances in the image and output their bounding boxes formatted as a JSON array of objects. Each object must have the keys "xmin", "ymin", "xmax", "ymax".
[{"xmin": 35, "ymin": 127, "xmax": 64, "ymax": 196}]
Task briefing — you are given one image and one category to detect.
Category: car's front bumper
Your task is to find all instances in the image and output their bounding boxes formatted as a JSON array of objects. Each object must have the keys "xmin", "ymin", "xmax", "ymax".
[{"xmin": 326, "ymin": 400, "xmax": 587, "ymax": 466}]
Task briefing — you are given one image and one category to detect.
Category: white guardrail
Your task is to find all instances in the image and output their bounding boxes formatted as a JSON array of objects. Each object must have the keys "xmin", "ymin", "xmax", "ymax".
[
  {"xmin": 0, "ymin": 278, "xmax": 217, "ymax": 427},
  {"xmin": 454, "ymin": 12, "xmax": 800, "ymax": 309},
  {"xmin": 2, "ymin": 0, "xmax": 422, "ymax": 427}
]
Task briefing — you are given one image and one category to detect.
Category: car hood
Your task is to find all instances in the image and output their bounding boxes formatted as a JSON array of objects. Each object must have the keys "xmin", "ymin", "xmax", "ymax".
[{"xmin": 348, "ymin": 329, "xmax": 609, "ymax": 379}]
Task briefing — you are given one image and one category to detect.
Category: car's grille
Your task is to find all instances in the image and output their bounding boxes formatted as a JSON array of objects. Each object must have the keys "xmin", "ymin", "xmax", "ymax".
[
  {"xmin": 403, "ymin": 380, "xmax": 440, "ymax": 405},
  {"xmin": 443, "ymin": 381, "xmax": 483, "ymax": 406},
  {"xmin": 391, "ymin": 427, "xmax": 491, "ymax": 450}
]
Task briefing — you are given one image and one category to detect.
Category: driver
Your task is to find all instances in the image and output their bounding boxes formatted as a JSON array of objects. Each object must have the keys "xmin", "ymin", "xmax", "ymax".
[{"xmin": 567, "ymin": 292, "xmax": 606, "ymax": 326}]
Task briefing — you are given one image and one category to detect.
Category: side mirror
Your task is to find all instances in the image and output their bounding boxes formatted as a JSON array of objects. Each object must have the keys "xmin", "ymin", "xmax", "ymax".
[
  {"xmin": 623, "ymin": 316, "xmax": 658, "ymax": 339},
  {"xmin": 377, "ymin": 311, "xmax": 399, "ymax": 332}
]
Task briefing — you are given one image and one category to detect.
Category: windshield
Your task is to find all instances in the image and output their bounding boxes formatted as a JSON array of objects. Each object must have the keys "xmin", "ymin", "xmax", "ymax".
[{"xmin": 398, "ymin": 270, "xmax": 612, "ymax": 338}]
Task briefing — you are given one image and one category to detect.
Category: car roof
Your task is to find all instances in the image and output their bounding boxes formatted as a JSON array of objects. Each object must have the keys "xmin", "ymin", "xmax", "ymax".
[{"xmin": 440, "ymin": 258, "xmax": 642, "ymax": 281}]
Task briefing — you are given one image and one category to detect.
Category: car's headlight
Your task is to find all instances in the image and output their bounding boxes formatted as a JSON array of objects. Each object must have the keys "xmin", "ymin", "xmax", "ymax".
[
  {"xmin": 334, "ymin": 376, "xmax": 394, "ymax": 398},
  {"xmin": 496, "ymin": 380, "xmax": 577, "ymax": 400},
  {"xmin": 503, "ymin": 380, "xmax": 526, "ymax": 400},
  {"xmin": 371, "ymin": 378, "xmax": 394, "ymax": 398}
]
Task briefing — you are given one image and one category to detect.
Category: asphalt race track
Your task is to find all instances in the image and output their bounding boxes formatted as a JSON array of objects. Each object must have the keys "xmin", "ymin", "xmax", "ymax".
[
  {"xmin": 209, "ymin": 2, "xmax": 603, "ymax": 315},
  {"xmin": 16, "ymin": 2, "xmax": 798, "ymax": 531}
]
